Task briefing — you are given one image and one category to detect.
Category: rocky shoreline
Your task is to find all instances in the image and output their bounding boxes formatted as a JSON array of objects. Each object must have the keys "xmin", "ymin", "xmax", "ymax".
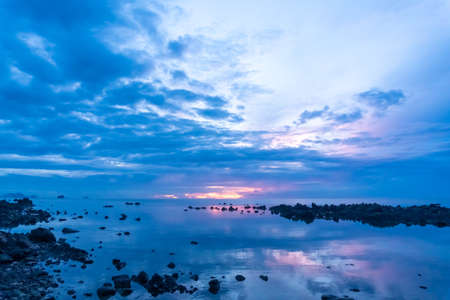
[
  {"xmin": 0, "ymin": 198, "xmax": 90, "ymax": 300},
  {"xmin": 0, "ymin": 198, "xmax": 51, "ymax": 228},
  {"xmin": 269, "ymin": 203, "xmax": 450, "ymax": 227}
]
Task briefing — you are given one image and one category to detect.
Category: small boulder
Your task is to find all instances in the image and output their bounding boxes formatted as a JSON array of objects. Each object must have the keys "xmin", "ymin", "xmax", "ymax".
[
  {"xmin": 167, "ymin": 262, "xmax": 175, "ymax": 269},
  {"xmin": 112, "ymin": 275, "xmax": 131, "ymax": 289},
  {"xmin": 97, "ymin": 285, "xmax": 116, "ymax": 300},
  {"xmin": 135, "ymin": 271, "xmax": 149, "ymax": 285},
  {"xmin": 29, "ymin": 228, "xmax": 56, "ymax": 243},
  {"xmin": 259, "ymin": 275, "xmax": 268, "ymax": 281},
  {"xmin": 62, "ymin": 228, "xmax": 79, "ymax": 234},
  {"xmin": 112, "ymin": 259, "xmax": 126, "ymax": 271},
  {"xmin": 235, "ymin": 274, "xmax": 246, "ymax": 281},
  {"xmin": 208, "ymin": 279, "xmax": 220, "ymax": 294}
]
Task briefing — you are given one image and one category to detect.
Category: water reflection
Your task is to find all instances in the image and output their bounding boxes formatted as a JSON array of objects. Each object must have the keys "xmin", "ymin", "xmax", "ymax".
[{"xmin": 12, "ymin": 198, "xmax": 450, "ymax": 300}]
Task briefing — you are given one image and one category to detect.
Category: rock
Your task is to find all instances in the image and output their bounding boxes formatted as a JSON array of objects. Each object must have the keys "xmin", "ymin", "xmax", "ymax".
[
  {"xmin": 270, "ymin": 203, "xmax": 450, "ymax": 228},
  {"xmin": 118, "ymin": 289, "xmax": 132, "ymax": 296},
  {"xmin": 29, "ymin": 228, "xmax": 56, "ymax": 243},
  {"xmin": 57, "ymin": 195, "xmax": 65, "ymax": 199},
  {"xmin": 191, "ymin": 274, "xmax": 199, "ymax": 281},
  {"xmin": 112, "ymin": 259, "xmax": 126, "ymax": 271},
  {"xmin": 350, "ymin": 288, "xmax": 360, "ymax": 292},
  {"xmin": 208, "ymin": 279, "xmax": 220, "ymax": 294},
  {"xmin": 67, "ymin": 289, "xmax": 76, "ymax": 295},
  {"xmin": 0, "ymin": 198, "xmax": 51, "ymax": 228},
  {"xmin": 167, "ymin": 262, "xmax": 175, "ymax": 269},
  {"xmin": 119, "ymin": 214, "xmax": 127, "ymax": 221},
  {"xmin": 190, "ymin": 241, "xmax": 198, "ymax": 245},
  {"xmin": 135, "ymin": 271, "xmax": 149, "ymax": 285},
  {"xmin": 420, "ymin": 286, "xmax": 428, "ymax": 289},
  {"xmin": 235, "ymin": 274, "xmax": 246, "ymax": 281},
  {"xmin": 259, "ymin": 275, "xmax": 268, "ymax": 281},
  {"xmin": 97, "ymin": 285, "xmax": 116, "ymax": 300},
  {"xmin": 62, "ymin": 228, "xmax": 79, "ymax": 234},
  {"xmin": 112, "ymin": 275, "xmax": 131, "ymax": 289}
]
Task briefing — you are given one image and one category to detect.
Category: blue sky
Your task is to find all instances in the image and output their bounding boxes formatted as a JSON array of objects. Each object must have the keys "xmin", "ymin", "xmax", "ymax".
[{"xmin": 1, "ymin": 0, "xmax": 449, "ymax": 200}]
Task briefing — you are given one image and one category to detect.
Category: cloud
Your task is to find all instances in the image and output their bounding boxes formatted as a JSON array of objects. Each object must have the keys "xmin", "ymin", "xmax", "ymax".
[
  {"xmin": 358, "ymin": 89, "xmax": 405, "ymax": 110},
  {"xmin": 297, "ymin": 106, "xmax": 330, "ymax": 124},
  {"xmin": 297, "ymin": 106, "xmax": 362, "ymax": 125}
]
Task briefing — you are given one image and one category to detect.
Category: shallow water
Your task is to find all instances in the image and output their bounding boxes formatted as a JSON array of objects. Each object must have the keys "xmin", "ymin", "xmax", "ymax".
[{"xmin": 11, "ymin": 198, "xmax": 450, "ymax": 299}]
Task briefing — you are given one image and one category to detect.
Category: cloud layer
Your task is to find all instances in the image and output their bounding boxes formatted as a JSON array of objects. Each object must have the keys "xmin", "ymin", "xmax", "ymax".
[{"xmin": 1, "ymin": 0, "xmax": 449, "ymax": 200}]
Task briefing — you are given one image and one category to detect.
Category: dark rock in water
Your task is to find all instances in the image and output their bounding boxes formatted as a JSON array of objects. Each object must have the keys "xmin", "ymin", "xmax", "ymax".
[
  {"xmin": 118, "ymin": 288, "xmax": 133, "ymax": 296},
  {"xmin": 270, "ymin": 203, "xmax": 450, "ymax": 228},
  {"xmin": 119, "ymin": 214, "xmax": 127, "ymax": 221},
  {"xmin": 135, "ymin": 271, "xmax": 149, "ymax": 285},
  {"xmin": 208, "ymin": 279, "xmax": 220, "ymax": 294},
  {"xmin": 97, "ymin": 285, "xmax": 116, "ymax": 300},
  {"xmin": 112, "ymin": 275, "xmax": 131, "ymax": 289},
  {"xmin": 350, "ymin": 288, "xmax": 360, "ymax": 292},
  {"xmin": 130, "ymin": 272, "xmax": 198, "ymax": 297},
  {"xmin": 235, "ymin": 274, "xmax": 246, "ymax": 281},
  {"xmin": 322, "ymin": 296, "xmax": 354, "ymax": 300},
  {"xmin": 191, "ymin": 274, "xmax": 199, "ymax": 281},
  {"xmin": 104, "ymin": 205, "xmax": 113, "ymax": 208},
  {"xmin": 167, "ymin": 262, "xmax": 176, "ymax": 269},
  {"xmin": 420, "ymin": 286, "xmax": 428, "ymax": 289},
  {"xmin": 62, "ymin": 228, "xmax": 79, "ymax": 234},
  {"xmin": 67, "ymin": 289, "xmax": 76, "ymax": 295},
  {"xmin": 259, "ymin": 275, "xmax": 269, "ymax": 281},
  {"xmin": 57, "ymin": 195, "xmax": 65, "ymax": 199},
  {"xmin": 112, "ymin": 259, "xmax": 126, "ymax": 270},
  {"xmin": 29, "ymin": 228, "xmax": 56, "ymax": 243},
  {"xmin": 0, "ymin": 198, "xmax": 51, "ymax": 228},
  {"xmin": 99, "ymin": 227, "xmax": 106, "ymax": 230},
  {"xmin": 190, "ymin": 241, "xmax": 198, "ymax": 245}
]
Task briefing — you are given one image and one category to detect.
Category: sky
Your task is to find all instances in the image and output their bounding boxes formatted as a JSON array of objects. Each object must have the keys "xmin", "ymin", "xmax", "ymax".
[{"xmin": 1, "ymin": 0, "xmax": 449, "ymax": 201}]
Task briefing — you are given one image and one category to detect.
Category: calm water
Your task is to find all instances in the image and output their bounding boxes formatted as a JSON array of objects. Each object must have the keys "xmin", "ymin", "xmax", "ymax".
[{"xmin": 11, "ymin": 198, "xmax": 450, "ymax": 299}]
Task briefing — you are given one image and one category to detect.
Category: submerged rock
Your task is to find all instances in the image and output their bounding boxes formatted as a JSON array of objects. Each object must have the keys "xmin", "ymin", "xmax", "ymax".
[
  {"xmin": 208, "ymin": 279, "xmax": 220, "ymax": 294},
  {"xmin": 62, "ymin": 228, "xmax": 79, "ymax": 234},
  {"xmin": 112, "ymin": 259, "xmax": 126, "ymax": 270},
  {"xmin": 29, "ymin": 228, "xmax": 56, "ymax": 243},
  {"xmin": 167, "ymin": 262, "xmax": 176, "ymax": 269},
  {"xmin": 235, "ymin": 274, "xmax": 246, "ymax": 281},
  {"xmin": 259, "ymin": 275, "xmax": 269, "ymax": 281},
  {"xmin": 97, "ymin": 284, "xmax": 116, "ymax": 300},
  {"xmin": 112, "ymin": 275, "xmax": 131, "ymax": 289}
]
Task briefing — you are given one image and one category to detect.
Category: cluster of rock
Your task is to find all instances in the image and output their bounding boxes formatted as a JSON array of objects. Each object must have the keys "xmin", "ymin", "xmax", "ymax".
[
  {"xmin": 186, "ymin": 204, "xmax": 267, "ymax": 214},
  {"xmin": 0, "ymin": 198, "xmax": 51, "ymax": 228},
  {"xmin": 97, "ymin": 271, "xmax": 199, "ymax": 299},
  {"xmin": 269, "ymin": 203, "xmax": 450, "ymax": 227},
  {"xmin": 0, "ymin": 228, "xmax": 90, "ymax": 299}
]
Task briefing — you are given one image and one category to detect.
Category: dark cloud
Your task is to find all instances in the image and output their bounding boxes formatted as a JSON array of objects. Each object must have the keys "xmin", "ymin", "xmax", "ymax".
[
  {"xmin": 297, "ymin": 106, "xmax": 329, "ymax": 124},
  {"xmin": 358, "ymin": 88, "xmax": 405, "ymax": 110},
  {"xmin": 297, "ymin": 106, "xmax": 362, "ymax": 125}
]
